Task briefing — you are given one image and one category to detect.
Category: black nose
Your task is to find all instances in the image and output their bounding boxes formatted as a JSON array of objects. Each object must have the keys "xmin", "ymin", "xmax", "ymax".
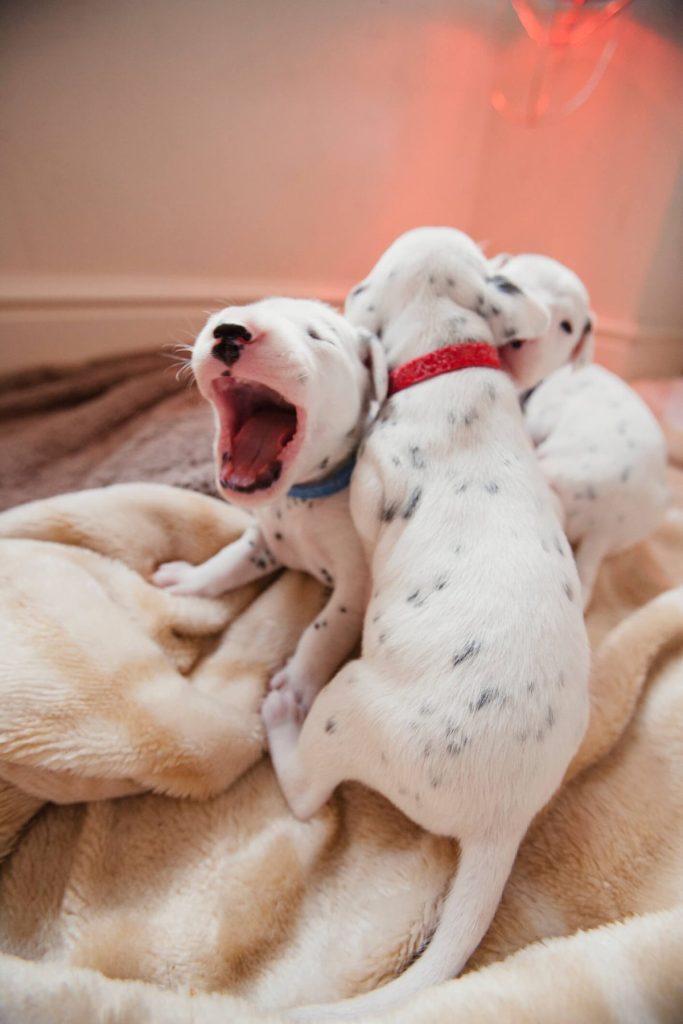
[{"xmin": 211, "ymin": 323, "xmax": 252, "ymax": 367}]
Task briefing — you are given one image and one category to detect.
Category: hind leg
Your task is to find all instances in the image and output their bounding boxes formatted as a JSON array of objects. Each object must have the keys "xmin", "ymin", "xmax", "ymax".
[{"xmin": 262, "ymin": 661, "xmax": 371, "ymax": 819}]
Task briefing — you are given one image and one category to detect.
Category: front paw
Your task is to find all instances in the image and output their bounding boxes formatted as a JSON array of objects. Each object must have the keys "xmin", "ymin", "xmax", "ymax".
[
  {"xmin": 151, "ymin": 561, "xmax": 223, "ymax": 597},
  {"xmin": 261, "ymin": 688, "xmax": 307, "ymax": 733},
  {"xmin": 269, "ymin": 664, "xmax": 322, "ymax": 716}
]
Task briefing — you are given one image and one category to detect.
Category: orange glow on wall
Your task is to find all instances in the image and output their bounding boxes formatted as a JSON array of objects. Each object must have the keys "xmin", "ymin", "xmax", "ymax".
[{"xmin": 512, "ymin": 0, "xmax": 633, "ymax": 47}]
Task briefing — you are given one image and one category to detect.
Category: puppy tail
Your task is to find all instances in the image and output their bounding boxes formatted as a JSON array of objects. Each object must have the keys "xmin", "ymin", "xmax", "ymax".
[{"xmin": 289, "ymin": 833, "xmax": 522, "ymax": 1020}]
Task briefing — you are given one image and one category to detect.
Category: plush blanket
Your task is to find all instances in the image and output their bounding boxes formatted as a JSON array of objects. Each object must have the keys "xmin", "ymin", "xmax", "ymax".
[
  {"xmin": 0, "ymin": 472, "xmax": 683, "ymax": 1023},
  {"xmin": 1, "ymin": 355, "xmax": 683, "ymax": 1022}
]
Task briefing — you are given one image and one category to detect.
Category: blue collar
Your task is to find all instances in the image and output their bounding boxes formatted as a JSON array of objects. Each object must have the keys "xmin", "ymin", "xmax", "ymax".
[{"xmin": 288, "ymin": 451, "xmax": 357, "ymax": 500}]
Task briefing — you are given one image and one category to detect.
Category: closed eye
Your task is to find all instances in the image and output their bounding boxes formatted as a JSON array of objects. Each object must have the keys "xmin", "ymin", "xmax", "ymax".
[
  {"xmin": 307, "ymin": 325, "xmax": 336, "ymax": 345},
  {"xmin": 560, "ymin": 320, "xmax": 573, "ymax": 334}
]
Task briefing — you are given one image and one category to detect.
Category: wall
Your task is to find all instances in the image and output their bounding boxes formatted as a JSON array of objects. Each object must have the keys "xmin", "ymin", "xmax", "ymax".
[{"xmin": 0, "ymin": 0, "xmax": 681, "ymax": 375}]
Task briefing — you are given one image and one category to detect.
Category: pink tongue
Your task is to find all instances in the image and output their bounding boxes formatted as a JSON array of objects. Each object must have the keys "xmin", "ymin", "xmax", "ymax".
[{"xmin": 232, "ymin": 408, "xmax": 296, "ymax": 478}]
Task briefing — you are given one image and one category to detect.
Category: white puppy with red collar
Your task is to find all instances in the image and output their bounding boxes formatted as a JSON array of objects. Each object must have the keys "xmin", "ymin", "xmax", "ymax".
[
  {"xmin": 490, "ymin": 253, "xmax": 669, "ymax": 609},
  {"xmin": 153, "ymin": 298, "xmax": 385, "ymax": 708},
  {"xmin": 262, "ymin": 228, "xmax": 590, "ymax": 1018}
]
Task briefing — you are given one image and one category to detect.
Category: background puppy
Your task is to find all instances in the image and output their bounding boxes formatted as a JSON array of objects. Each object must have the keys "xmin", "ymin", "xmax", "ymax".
[
  {"xmin": 490, "ymin": 253, "xmax": 669, "ymax": 608},
  {"xmin": 263, "ymin": 228, "xmax": 589, "ymax": 1018},
  {"xmin": 488, "ymin": 252, "xmax": 594, "ymax": 390},
  {"xmin": 154, "ymin": 298, "xmax": 385, "ymax": 708}
]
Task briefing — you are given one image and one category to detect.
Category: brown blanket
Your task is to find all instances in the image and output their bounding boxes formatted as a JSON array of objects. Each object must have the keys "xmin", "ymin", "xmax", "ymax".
[{"xmin": 1, "ymin": 356, "xmax": 682, "ymax": 1022}]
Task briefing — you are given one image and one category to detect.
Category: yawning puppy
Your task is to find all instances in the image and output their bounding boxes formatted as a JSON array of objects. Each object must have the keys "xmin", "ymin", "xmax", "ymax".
[
  {"xmin": 154, "ymin": 298, "xmax": 385, "ymax": 708},
  {"xmin": 262, "ymin": 229, "xmax": 590, "ymax": 1018},
  {"xmin": 489, "ymin": 253, "xmax": 669, "ymax": 608}
]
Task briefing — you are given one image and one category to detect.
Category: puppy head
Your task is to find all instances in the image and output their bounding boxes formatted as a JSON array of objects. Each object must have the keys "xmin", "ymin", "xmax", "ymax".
[
  {"xmin": 487, "ymin": 253, "xmax": 594, "ymax": 391},
  {"xmin": 345, "ymin": 227, "xmax": 548, "ymax": 367},
  {"xmin": 192, "ymin": 297, "xmax": 385, "ymax": 507}
]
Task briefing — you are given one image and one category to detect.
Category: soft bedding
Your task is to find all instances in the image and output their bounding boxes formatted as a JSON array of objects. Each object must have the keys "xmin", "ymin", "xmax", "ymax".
[{"xmin": 0, "ymin": 354, "xmax": 682, "ymax": 1022}]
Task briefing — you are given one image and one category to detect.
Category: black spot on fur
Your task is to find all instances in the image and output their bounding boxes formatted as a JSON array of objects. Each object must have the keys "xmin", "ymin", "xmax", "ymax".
[
  {"xmin": 367, "ymin": 305, "xmax": 376, "ymax": 313},
  {"xmin": 403, "ymin": 487, "xmax": 422, "ymax": 519},
  {"xmin": 339, "ymin": 606, "xmax": 347, "ymax": 614},
  {"xmin": 391, "ymin": 455, "xmax": 402, "ymax": 467},
  {"xmin": 410, "ymin": 446, "xmax": 426, "ymax": 469},
  {"xmin": 420, "ymin": 701, "xmax": 435, "ymax": 716},
  {"xmin": 350, "ymin": 283, "xmax": 369, "ymax": 298},
  {"xmin": 486, "ymin": 383, "xmax": 497, "ymax": 401},
  {"xmin": 489, "ymin": 274, "xmax": 521, "ymax": 295},
  {"xmin": 463, "ymin": 409, "xmax": 479, "ymax": 427},
  {"xmin": 274, "ymin": 531, "xmax": 283, "ymax": 541},
  {"xmin": 319, "ymin": 457, "xmax": 329, "ymax": 471},
  {"xmin": 560, "ymin": 320, "xmax": 573, "ymax": 334},
  {"xmin": 434, "ymin": 576, "xmax": 448, "ymax": 591},
  {"xmin": 447, "ymin": 735, "xmax": 470, "ymax": 756},
  {"xmin": 455, "ymin": 481, "xmax": 469, "ymax": 494},
  {"xmin": 452, "ymin": 641, "xmax": 481, "ymax": 668},
  {"xmin": 563, "ymin": 582, "xmax": 574, "ymax": 602},
  {"xmin": 527, "ymin": 681, "xmax": 536, "ymax": 695},
  {"xmin": 503, "ymin": 327, "xmax": 517, "ymax": 341},
  {"xmin": 484, "ymin": 481, "xmax": 500, "ymax": 494},
  {"xmin": 546, "ymin": 706, "xmax": 556, "ymax": 730},
  {"xmin": 472, "ymin": 688, "xmax": 498, "ymax": 712},
  {"xmin": 381, "ymin": 501, "xmax": 400, "ymax": 523},
  {"xmin": 325, "ymin": 718, "xmax": 336, "ymax": 734}
]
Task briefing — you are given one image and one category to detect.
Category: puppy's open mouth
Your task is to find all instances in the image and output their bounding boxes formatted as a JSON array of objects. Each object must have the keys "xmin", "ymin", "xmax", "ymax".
[{"xmin": 212, "ymin": 377, "xmax": 299, "ymax": 494}]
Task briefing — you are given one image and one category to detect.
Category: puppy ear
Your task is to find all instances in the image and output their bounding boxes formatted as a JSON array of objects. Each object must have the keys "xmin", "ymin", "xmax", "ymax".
[
  {"xmin": 483, "ymin": 274, "xmax": 550, "ymax": 347},
  {"xmin": 570, "ymin": 313, "xmax": 595, "ymax": 367},
  {"xmin": 358, "ymin": 327, "xmax": 388, "ymax": 406},
  {"xmin": 488, "ymin": 253, "xmax": 512, "ymax": 272}
]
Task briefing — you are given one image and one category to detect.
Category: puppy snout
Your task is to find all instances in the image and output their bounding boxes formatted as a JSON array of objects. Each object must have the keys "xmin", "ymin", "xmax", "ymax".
[{"xmin": 211, "ymin": 323, "xmax": 253, "ymax": 367}]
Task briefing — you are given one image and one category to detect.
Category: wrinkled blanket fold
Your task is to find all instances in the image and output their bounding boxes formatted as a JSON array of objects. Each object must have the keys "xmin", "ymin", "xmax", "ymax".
[{"xmin": 0, "ymin": 474, "xmax": 682, "ymax": 1021}]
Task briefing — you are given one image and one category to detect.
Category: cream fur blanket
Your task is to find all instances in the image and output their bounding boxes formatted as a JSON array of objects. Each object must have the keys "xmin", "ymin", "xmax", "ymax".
[{"xmin": 1, "ymin": 475, "xmax": 683, "ymax": 1023}]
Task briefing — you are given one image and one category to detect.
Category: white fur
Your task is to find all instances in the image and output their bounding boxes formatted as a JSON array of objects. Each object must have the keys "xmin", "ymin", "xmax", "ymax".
[
  {"xmin": 525, "ymin": 365, "xmax": 669, "ymax": 608},
  {"xmin": 490, "ymin": 253, "xmax": 669, "ymax": 608},
  {"xmin": 262, "ymin": 229, "xmax": 590, "ymax": 1018},
  {"xmin": 487, "ymin": 252, "xmax": 595, "ymax": 390},
  {"xmin": 153, "ymin": 298, "xmax": 385, "ymax": 708}
]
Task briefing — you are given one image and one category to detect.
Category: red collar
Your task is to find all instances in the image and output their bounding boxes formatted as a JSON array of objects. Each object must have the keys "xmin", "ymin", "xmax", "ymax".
[{"xmin": 387, "ymin": 343, "xmax": 502, "ymax": 397}]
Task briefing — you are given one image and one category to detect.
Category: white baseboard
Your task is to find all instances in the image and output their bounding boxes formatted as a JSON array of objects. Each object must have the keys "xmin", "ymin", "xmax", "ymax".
[
  {"xmin": 0, "ymin": 275, "xmax": 346, "ymax": 374},
  {"xmin": 0, "ymin": 276, "xmax": 681, "ymax": 378},
  {"xmin": 594, "ymin": 317, "xmax": 683, "ymax": 379}
]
